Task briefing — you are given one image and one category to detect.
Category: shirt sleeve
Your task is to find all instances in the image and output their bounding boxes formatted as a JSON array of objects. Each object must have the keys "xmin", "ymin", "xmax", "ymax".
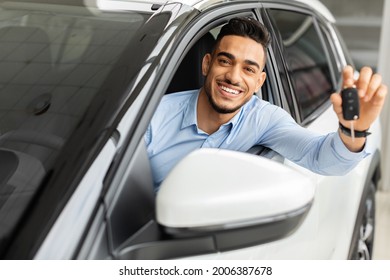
[
  {"xmin": 259, "ymin": 106, "xmax": 369, "ymax": 176},
  {"xmin": 144, "ymin": 123, "xmax": 152, "ymax": 146}
]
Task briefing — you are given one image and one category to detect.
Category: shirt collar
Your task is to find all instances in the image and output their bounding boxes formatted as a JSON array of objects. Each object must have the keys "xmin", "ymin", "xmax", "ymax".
[{"xmin": 181, "ymin": 90, "xmax": 246, "ymax": 130}]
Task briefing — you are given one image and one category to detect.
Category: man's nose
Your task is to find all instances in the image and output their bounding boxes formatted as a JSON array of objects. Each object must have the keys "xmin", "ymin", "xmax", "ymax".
[{"xmin": 225, "ymin": 65, "xmax": 242, "ymax": 85}]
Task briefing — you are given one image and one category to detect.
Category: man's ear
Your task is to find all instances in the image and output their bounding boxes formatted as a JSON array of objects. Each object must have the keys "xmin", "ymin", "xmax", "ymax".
[
  {"xmin": 202, "ymin": 53, "xmax": 212, "ymax": 76},
  {"xmin": 255, "ymin": 71, "xmax": 267, "ymax": 92}
]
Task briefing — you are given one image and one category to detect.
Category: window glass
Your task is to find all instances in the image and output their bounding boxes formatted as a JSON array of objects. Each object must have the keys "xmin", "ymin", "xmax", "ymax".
[
  {"xmin": 319, "ymin": 23, "xmax": 340, "ymax": 86},
  {"xmin": 268, "ymin": 9, "xmax": 333, "ymax": 120},
  {"xmin": 0, "ymin": 0, "xmax": 158, "ymax": 254}
]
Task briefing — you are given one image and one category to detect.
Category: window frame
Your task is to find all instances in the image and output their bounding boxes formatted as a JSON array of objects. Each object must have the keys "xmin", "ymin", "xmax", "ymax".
[{"xmin": 263, "ymin": 3, "xmax": 339, "ymax": 125}]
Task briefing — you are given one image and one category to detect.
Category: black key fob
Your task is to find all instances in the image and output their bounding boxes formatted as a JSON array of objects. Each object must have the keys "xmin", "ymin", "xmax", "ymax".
[{"xmin": 341, "ymin": 87, "xmax": 360, "ymax": 120}]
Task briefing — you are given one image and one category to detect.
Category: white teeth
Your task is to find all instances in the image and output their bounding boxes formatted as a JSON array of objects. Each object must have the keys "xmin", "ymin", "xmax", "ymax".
[{"xmin": 221, "ymin": 85, "xmax": 240, "ymax": 95}]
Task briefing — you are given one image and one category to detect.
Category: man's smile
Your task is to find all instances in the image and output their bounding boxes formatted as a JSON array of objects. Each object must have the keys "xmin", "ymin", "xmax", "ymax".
[{"xmin": 217, "ymin": 82, "xmax": 244, "ymax": 97}]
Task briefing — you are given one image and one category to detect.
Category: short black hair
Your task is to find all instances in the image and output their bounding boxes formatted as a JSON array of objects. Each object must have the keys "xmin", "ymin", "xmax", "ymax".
[{"xmin": 216, "ymin": 17, "xmax": 271, "ymax": 54}]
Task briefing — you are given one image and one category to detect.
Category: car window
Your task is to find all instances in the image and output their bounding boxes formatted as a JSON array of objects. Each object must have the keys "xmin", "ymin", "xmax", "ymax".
[
  {"xmin": 319, "ymin": 23, "xmax": 339, "ymax": 82},
  {"xmin": 267, "ymin": 9, "xmax": 334, "ymax": 121},
  {"xmin": 0, "ymin": 1, "xmax": 154, "ymax": 255}
]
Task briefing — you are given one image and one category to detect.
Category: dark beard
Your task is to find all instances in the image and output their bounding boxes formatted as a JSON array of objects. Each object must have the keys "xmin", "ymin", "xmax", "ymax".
[{"xmin": 204, "ymin": 81, "xmax": 245, "ymax": 114}]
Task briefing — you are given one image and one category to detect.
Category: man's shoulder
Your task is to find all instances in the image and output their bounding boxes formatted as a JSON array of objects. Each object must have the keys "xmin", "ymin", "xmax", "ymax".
[
  {"xmin": 244, "ymin": 96, "xmax": 291, "ymax": 122},
  {"xmin": 161, "ymin": 89, "xmax": 198, "ymax": 105},
  {"xmin": 246, "ymin": 95, "xmax": 278, "ymax": 111},
  {"xmin": 153, "ymin": 89, "xmax": 198, "ymax": 120}
]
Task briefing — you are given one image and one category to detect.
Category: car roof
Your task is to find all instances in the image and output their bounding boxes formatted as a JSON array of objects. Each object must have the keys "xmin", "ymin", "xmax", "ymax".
[{"xmin": 115, "ymin": 0, "xmax": 335, "ymax": 22}]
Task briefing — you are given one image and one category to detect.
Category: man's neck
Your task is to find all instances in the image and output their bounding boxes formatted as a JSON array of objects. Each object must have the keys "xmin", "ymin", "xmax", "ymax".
[{"xmin": 196, "ymin": 90, "xmax": 238, "ymax": 134}]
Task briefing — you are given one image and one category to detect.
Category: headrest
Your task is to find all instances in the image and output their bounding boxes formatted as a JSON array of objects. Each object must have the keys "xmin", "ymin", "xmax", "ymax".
[{"xmin": 166, "ymin": 32, "xmax": 215, "ymax": 94}]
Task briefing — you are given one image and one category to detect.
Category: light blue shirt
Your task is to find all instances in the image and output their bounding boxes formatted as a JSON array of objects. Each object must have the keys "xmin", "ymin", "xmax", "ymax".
[{"xmin": 145, "ymin": 90, "xmax": 368, "ymax": 188}]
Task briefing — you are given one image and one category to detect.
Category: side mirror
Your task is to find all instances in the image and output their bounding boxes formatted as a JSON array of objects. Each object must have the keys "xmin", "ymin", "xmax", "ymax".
[{"xmin": 156, "ymin": 148, "xmax": 315, "ymax": 251}]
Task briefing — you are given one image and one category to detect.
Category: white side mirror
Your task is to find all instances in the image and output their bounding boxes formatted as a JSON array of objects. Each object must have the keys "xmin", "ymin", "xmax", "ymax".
[{"xmin": 157, "ymin": 149, "xmax": 315, "ymax": 239}]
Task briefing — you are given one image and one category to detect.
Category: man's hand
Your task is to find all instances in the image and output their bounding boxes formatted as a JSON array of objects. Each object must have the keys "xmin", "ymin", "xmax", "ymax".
[{"xmin": 330, "ymin": 65, "xmax": 387, "ymax": 152}]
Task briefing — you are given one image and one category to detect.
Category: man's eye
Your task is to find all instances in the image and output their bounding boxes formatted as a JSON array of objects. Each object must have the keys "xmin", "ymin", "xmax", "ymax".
[
  {"xmin": 219, "ymin": 59, "xmax": 230, "ymax": 65},
  {"xmin": 245, "ymin": 67, "xmax": 256, "ymax": 73}
]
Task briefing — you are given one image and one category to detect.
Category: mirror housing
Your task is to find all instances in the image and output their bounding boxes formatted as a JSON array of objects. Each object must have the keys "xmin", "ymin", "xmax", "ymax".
[{"xmin": 156, "ymin": 149, "xmax": 315, "ymax": 250}]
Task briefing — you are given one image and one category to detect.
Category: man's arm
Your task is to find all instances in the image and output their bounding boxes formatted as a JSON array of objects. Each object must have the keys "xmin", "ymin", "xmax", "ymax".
[{"xmin": 330, "ymin": 65, "xmax": 388, "ymax": 152}]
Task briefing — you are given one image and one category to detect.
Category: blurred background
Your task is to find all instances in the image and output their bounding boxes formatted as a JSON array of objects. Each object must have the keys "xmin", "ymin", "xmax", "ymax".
[
  {"xmin": 321, "ymin": 0, "xmax": 390, "ymax": 260},
  {"xmin": 321, "ymin": 0, "xmax": 383, "ymax": 70}
]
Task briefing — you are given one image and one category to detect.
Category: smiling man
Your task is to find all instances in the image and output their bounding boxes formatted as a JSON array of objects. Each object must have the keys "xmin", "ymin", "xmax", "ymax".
[
  {"xmin": 198, "ymin": 32, "xmax": 267, "ymax": 134},
  {"xmin": 145, "ymin": 17, "xmax": 387, "ymax": 190}
]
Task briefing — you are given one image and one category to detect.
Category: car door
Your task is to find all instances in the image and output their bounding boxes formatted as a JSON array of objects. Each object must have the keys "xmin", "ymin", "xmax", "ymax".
[
  {"xmin": 104, "ymin": 3, "xmax": 287, "ymax": 260},
  {"xmin": 150, "ymin": 3, "xmax": 322, "ymax": 260}
]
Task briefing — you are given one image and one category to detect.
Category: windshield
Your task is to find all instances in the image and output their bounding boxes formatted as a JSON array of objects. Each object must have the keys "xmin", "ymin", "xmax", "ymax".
[{"xmin": 0, "ymin": 0, "xmax": 156, "ymax": 253}]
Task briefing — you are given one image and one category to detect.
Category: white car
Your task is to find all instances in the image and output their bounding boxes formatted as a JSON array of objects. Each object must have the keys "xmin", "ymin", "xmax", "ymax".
[{"xmin": 0, "ymin": 0, "xmax": 381, "ymax": 260}]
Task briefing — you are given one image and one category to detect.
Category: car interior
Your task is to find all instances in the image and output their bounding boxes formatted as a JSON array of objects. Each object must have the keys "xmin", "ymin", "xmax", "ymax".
[{"xmin": 166, "ymin": 32, "xmax": 216, "ymax": 94}]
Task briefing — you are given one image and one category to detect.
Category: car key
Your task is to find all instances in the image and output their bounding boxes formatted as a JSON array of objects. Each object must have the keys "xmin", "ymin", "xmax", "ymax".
[{"xmin": 341, "ymin": 87, "xmax": 360, "ymax": 141}]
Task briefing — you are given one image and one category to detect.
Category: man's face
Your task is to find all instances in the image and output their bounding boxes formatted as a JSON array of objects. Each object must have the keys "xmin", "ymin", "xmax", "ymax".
[{"xmin": 201, "ymin": 35, "xmax": 266, "ymax": 114}]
